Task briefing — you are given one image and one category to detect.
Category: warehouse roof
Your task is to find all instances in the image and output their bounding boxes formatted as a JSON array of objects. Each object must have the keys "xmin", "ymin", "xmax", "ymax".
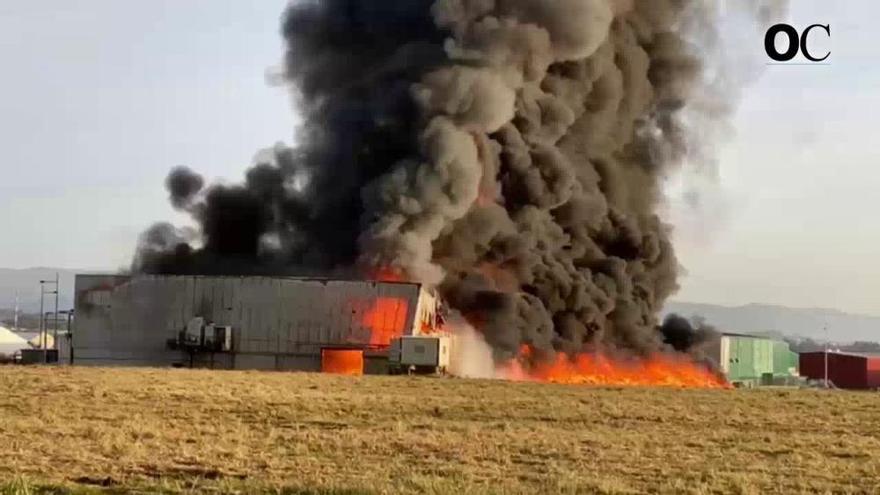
[
  {"xmin": 800, "ymin": 350, "xmax": 880, "ymax": 359},
  {"xmin": 721, "ymin": 332, "xmax": 776, "ymax": 339},
  {"xmin": 76, "ymin": 273, "xmax": 424, "ymax": 286}
]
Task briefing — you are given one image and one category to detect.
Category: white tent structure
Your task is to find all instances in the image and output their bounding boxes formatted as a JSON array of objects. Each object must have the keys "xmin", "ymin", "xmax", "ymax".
[
  {"xmin": 27, "ymin": 333, "xmax": 53, "ymax": 350},
  {"xmin": 0, "ymin": 325, "xmax": 28, "ymax": 356}
]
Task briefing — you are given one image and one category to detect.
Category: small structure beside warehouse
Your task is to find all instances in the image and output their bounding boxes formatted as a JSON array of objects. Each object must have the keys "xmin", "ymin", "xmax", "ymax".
[
  {"xmin": 799, "ymin": 351, "xmax": 880, "ymax": 390},
  {"xmin": 388, "ymin": 335, "xmax": 451, "ymax": 375},
  {"xmin": 707, "ymin": 332, "xmax": 799, "ymax": 387},
  {"xmin": 73, "ymin": 274, "xmax": 444, "ymax": 374}
]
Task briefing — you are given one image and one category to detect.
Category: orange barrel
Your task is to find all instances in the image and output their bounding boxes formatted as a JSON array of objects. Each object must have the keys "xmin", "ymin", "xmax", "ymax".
[{"xmin": 321, "ymin": 349, "xmax": 364, "ymax": 376}]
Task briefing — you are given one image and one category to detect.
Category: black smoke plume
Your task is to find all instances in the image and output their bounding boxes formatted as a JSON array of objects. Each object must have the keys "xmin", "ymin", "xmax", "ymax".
[
  {"xmin": 166, "ymin": 166, "xmax": 204, "ymax": 210},
  {"xmin": 659, "ymin": 313, "xmax": 718, "ymax": 353},
  {"xmin": 135, "ymin": 0, "xmax": 784, "ymax": 360}
]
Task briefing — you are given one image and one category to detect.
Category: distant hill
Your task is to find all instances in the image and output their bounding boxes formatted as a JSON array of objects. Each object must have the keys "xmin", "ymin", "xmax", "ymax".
[
  {"xmin": 0, "ymin": 268, "xmax": 83, "ymax": 314},
  {"xmin": 664, "ymin": 301, "xmax": 880, "ymax": 343}
]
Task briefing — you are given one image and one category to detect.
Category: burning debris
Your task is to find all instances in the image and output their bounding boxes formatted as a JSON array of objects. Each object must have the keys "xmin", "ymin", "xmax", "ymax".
[
  {"xmin": 499, "ymin": 345, "xmax": 729, "ymax": 388},
  {"xmin": 134, "ymin": 0, "xmax": 785, "ymax": 384}
]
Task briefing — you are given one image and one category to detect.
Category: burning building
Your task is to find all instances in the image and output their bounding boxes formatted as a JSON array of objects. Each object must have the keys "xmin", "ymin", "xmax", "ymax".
[
  {"xmin": 72, "ymin": 274, "xmax": 442, "ymax": 372},
  {"xmin": 125, "ymin": 1, "xmax": 786, "ymax": 384}
]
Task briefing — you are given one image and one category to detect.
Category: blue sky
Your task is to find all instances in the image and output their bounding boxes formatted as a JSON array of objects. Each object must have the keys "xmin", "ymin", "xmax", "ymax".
[
  {"xmin": 671, "ymin": 0, "xmax": 880, "ymax": 314},
  {"xmin": 0, "ymin": 0, "xmax": 293, "ymax": 269},
  {"xmin": 2, "ymin": 1, "xmax": 879, "ymax": 315}
]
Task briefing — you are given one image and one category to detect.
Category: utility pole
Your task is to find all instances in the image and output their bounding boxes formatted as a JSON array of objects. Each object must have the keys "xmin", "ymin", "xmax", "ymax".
[
  {"xmin": 39, "ymin": 284, "xmax": 44, "ymax": 357},
  {"xmin": 823, "ymin": 322, "xmax": 829, "ymax": 388},
  {"xmin": 53, "ymin": 272, "xmax": 59, "ymax": 352},
  {"xmin": 13, "ymin": 292, "xmax": 19, "ymax": 332}
]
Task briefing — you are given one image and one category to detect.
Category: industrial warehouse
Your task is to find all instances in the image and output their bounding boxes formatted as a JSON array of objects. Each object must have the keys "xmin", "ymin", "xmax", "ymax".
[
  {"xmin": 57, "ymin": 276, "xmax": 880, "ymax": 391},
  {"xmin": 800, "ymin": 351, "xmax": 880, "ymax": 390},
  {"xmin": 707, "ymin": 333, "xmax": 800, "ymax": 387},
  {"xmin": 72, "ymin": 274, "xmax": 448, "ymax": 374}
]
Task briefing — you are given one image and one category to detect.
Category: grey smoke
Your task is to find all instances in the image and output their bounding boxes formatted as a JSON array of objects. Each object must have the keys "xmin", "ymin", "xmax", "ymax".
[{"xmin": 135, "ymin": 0, "xmax": 785, "ymax": 361}]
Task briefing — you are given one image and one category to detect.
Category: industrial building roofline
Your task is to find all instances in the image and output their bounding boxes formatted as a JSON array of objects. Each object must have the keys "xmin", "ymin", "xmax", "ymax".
[
  {"xmin": 720, "ymin": 332, "xmax": 777, "ymax": 339},
  {"xmin": 75, "ymin": 273, "xmax": 424, "ymax": 287},
  {"xmin": 800, "ymin": 350, "xmax": 880, "ymax": 359}
]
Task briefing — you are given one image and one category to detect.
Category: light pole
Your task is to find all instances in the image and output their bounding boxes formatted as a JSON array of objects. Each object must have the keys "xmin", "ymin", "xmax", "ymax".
[
  {"xmin": 39, "ymin": 285, "xmax": 44, "ymax": 350},
  {"xmin": 13, "ymin": 292, "xmax": 19, "ymax": 332},
  {"xmin": 39, "ymin": 277, "xmax": 58, "ymax": 363}
]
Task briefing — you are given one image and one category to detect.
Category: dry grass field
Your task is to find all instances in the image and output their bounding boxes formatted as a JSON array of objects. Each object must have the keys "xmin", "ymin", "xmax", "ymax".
[{"xmin": 0, "ymin": 367, "xmax": 878, "ymax": 494}]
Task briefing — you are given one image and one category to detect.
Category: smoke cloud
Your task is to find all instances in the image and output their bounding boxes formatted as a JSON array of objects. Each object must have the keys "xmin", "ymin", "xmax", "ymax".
[
  {"xmin": 659, "ymin": 313, "xmax": 719, "ymax": 354},
  {"xmin": 166, "ymin": 166, "xmax": 204, "ymax": 210},
  {"xmin": 135, "ymin": 0, "xmax": 784, "ymax": 361},
  {"xmin": 447, "ymin": 312, "xmax": 498, "ymax": 379}
]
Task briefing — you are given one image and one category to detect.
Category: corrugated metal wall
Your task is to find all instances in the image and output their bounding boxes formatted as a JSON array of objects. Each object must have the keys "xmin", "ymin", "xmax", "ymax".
[
  {"xmin": 772, "ymin": 341, "xmax": 798, "ymax": 375},
  {"xmin": 721, "ymin": 335, "xmax": 798, "ymax": 384},
  {"xmin": 725, "ymin": 336, "xmax": 774, "ymax": 381},
  {"xmin": 711, "ymin": 335, "xmax": 801, "ymax": 385},
  {"xmin": 866, "ymin": 356, "xmax": 880, "ymax": 389},
  {"xmin": 73, "ymin": 275, "xmax": 426, "ymax": 370},
  {"xmin": 800, "ymin": 352, "xmax": 875, "ymax": 389}
]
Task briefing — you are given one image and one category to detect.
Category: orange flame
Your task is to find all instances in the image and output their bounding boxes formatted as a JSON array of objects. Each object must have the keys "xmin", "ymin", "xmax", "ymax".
[
  {"xmin": 498, "ymin": 345, "xmax": 729, "ymax": 389},
  {"xmin": 361, "ymin": 297, "xmax": 409, "ymax": 346},
  {"xmin": 321, "ymin": 349, "xmax": 364, "ymax": 376},
  {"xmin": 370, "ymin": 267, "xmax": 405, "ymax": 282}
]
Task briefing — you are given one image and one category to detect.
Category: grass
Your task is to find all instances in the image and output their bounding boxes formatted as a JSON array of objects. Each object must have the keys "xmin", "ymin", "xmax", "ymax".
[{"xmin": 0, "ymin": 367, "xmax": 878, "ymax": 494}]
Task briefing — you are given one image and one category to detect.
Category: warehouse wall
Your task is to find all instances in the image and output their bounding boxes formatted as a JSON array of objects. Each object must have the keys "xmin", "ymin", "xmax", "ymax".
[
  {"xmin": 799, "ymin": 352, "xmax": 870, "ymax": 389},
  {"xmin": 725, "ymin": 336, "xmax": 774, "ymax": 382},
  {"xmin": 710, "ymin": 334, "xmax": 798, "ymax": 385},
  {"xmin": 866, "ymin": 357, "xmax": 880, "ymax": 389},
  {"xmin": 772, "ymin": 341, "xmax": 799, "ymax": 375},
  {"xmin": 73, "ymin": 275, "xmax": 427, "ymax": 370},
  {"xmin": 706, "ymin": 336, "xmax": 731, "ymax": 374}
]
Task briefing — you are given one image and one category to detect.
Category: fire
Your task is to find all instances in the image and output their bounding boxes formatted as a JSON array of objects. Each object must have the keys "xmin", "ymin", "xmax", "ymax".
[
  {"xmin": 498, "ymin": 346, "xmax": 729, "ymax": 389},
  {"xmin": 357, "ymin": 266, "xmax": 410, "ymax": 346},
  {"xmin": 321, "ymin": 349, "xmax": 364, "ymax": 376},
  {"xmin": 361, "ymin": 297, "xmax": 409, "ymax": 346},
  {"xmin": 370, "ymin": 266, "xmax": 405, "ymax": 282}
]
